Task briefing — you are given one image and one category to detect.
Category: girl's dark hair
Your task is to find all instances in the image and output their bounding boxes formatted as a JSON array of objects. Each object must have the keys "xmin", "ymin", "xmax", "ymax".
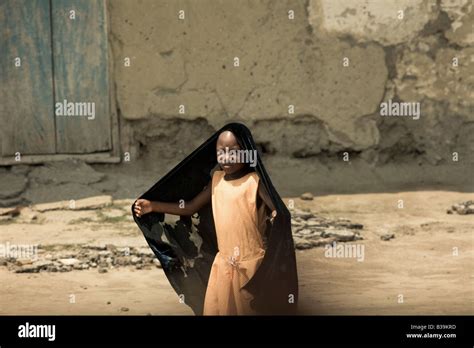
[{"xmin": 219, "ymin": 127, "xmax": 247, "ymax": 150}]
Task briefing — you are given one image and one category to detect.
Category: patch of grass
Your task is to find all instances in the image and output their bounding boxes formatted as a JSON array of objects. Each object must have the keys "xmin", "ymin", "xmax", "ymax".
[{"xmin": 96, "ymin": 211, "xmax": 129, "ymax": 224}]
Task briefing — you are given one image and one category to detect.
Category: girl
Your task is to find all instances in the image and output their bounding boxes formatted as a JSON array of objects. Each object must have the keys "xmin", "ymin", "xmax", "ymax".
[{"xmin": 133, "ymin": 123, "xmax": 298, "ymax": 315}]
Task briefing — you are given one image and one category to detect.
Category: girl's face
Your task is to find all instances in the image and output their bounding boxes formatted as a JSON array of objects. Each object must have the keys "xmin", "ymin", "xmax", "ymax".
[{"xmin": 216, "ymin": 130, "xmax": 246, "ymax": 175}]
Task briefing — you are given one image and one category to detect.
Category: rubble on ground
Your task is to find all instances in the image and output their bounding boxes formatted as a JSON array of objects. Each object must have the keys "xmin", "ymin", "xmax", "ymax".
[
  {"xmin": 1, "ymin": 244, "xmax": 161, "ymax": 274},
  {"xmin": 0, "ymin": 204, "xmax": 364, "ymax": 272},
  {"xmin": 291, "ymin": 208, "xmax": 363, "ymax": 250},
  {"xmin": 300, "ymin": 192, "xmax": 314, "ymax": 201},
  {"xmin": 447, "ymin": 201, "xmax": 474, "ymax": 215},
  {"xmin": 380, "ymin": 233, "xmax": 395, "ymax": 241}
]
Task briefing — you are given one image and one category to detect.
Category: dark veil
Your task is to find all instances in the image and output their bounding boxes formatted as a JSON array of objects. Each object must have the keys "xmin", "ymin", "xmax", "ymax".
[{"xmin": 131, "ymin": 122, "xmax": 298, "ymax": 315}]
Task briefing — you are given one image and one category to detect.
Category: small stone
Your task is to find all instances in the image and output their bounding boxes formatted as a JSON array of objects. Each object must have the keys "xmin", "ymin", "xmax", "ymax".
[
  {"xmin": 291, "ymin": 219, "xmax": 304, "ymax": 227},
  {"xmin": 293, "ymin": 238, "xmax": 313, "ymax": 250},
  {"xmin": 0, "ymin": 206, "xmax": 20, "ymax": 216},
  {"xmin": 85, "ymin": 244, "xmax": 107, "ymax": 251},
  {"xmin": 137, "ymin": 248, "xmax": 154, "ymax": 257},
  {"xmin": 322, "ymin": 230, "xmax": 357, "ymax": 242},
  {"xmin": 98, "ymin": 267, "xmax": 108, "ymax": 273},
  {"xmin": 114, "ymin": 256, "xmax": 131, "ymax": 266},
  {"xmin": 90, "ymin": 262, "xmax": 97, "ymax": 268},
  {"xmin": 120, "ymin": 307, "xmax": 129, "ymax": 312},
  {"xmin": 297, "ymin": 229, "xmax": 313, "ymax": 235},
  {"xmin": 15, "ymin": 265, "xmax": 40, "ymax": 273},
  {"xmin": 152, "ymin": 259, "xmax": 162, "ymax": 268},
  {"xmin": 381, "ymin": 233, "xmax": 395, "ymax": 241},
  {"xmin": 304, "ymin": 220, "xmax": 320, "ymax": 227},
  {"xmin": 293, "ymin": 209, "xmax": 313, "ymax": 220},
  {"xmin": 32, "ymin": 260, "xmax": 54, "ymax": 270},
  {"xmin": 88, "ymin": 252, "xmax": 99, "ymax": 263},
  {"xmin": 105, "ymin": 244, "xmax": 117, "ymax": 252},
  {"xmin": 19, "ymin": 207, "xmax": 38, "ymax": 222},
  {"xmin": 59, "ymin": 258, "xmax": 81, "ymax": 266},
  {"xmin": 450, "ymin": 201, "xmax": 474, "ymax": 215},
  {"xmin": 348, "ymin": 223, "xmax": 364, "ymax": 230},
  {"xmin": 105, "ymin": 257, "xmax": 113, "ymax": 265},
  {"xmin": 306, "ymin": 231, "xmax": 323, "ymax": 239},
  {"xmin": 117, "ymin": 247, "xmax": 130, "ymax": 255},
  {"xmin": 300, "ymin": 192, "xmax": 314, "ymax": 201},
  {"xmin": 107, "ymin": 301, "xmax": 111, "ymax": 305},
  {"xmin": 131, "ymin": 256, "xmax": 141, "ymax": 265},
  {"xmin": 311, "ymin": 237, "xmax": 336, "ymax": 247},
  {"xmin": 16, "ymin": 259, "xmax": 33, "ymax": 266}
]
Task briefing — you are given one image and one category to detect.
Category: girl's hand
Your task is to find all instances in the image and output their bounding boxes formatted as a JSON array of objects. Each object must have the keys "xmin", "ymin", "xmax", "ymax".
[
  {"xmin": 134, "ymin": 199, "xmax": 153, "ymax": 218},
  {"xmin": 269, "ymin": 210, "xmax": 277, "ymax": 224}
]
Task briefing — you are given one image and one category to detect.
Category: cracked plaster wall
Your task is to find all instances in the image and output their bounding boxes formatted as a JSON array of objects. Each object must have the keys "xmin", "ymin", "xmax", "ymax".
[{"xmin": 108, "ymin": 0, "xmax": 473, "ymax": 166}]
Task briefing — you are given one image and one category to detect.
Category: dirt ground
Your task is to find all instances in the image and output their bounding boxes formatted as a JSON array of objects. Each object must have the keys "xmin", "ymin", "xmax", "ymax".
[{"xmin": 0, "ymin": 191, "xmax": 472, "ymax": 315}]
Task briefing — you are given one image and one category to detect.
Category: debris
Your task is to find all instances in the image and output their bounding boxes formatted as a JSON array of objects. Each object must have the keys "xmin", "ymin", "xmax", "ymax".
[
  {"xmin": 291, "ymin": 209, "xmax": 363, "ymax": 249},
  {"xmin": 0, "ymin": 243, "xmax": 166, "ymax": 273},
  {"xmin": 58, "ymin": 258, "xmax": 81, "ymax": 266},
  {"xmin": 300, "ymin": 192, "xmax": 314, "ymax": 201},
  {"xmin": 449, "ymin": 201, "xmax": 474, "ymax": 215},
  {"xmin": 0, "ymin": 206, "xmax": 22, "ymax": 217},
  {"xmin": 322, "ymin": 229, "xmax": 359, "ymax": 242},
  {"xmin": 130, "ymin": 256, "xmax": 141, "ymax": 265},
  {"xmin": 19, "ymin": 207, "xmax": 38, "ymax": 222},
  {"xmin": 292, "ymin": 208, "xmax": 314, "ymax": 220},
  {"xmin": 14, "ymin": 265, "xmax": 40, "ymax": 273},
  {"xmin": 380, "ymin": 233, "xmax": 395, "ymax": 241},
  {"xmin": 1, "ymin": 209, "xmax": 365, "ymax": 271}
]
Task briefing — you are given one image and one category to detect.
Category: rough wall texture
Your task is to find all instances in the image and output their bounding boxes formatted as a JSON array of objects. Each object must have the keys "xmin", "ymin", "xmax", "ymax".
[{"xmin": 108, "ymin": 0, "xmax": 473, "ymax": 171}]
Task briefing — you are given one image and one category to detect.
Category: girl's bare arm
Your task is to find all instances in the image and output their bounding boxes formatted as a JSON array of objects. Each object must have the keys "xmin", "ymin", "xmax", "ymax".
[
  {"xmin": 258, "ymin": 181, "xmax": 277, "ymax": 222},
  {"xmin": 134, "ymin": 181, "xmax": 211, "ymax": 217}
]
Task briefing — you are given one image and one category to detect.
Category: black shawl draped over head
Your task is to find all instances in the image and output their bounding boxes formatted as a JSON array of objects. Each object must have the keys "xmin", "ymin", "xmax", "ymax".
[{"xmin": 132, "ymin": 122, "xmax": 298, "ymax": 315}]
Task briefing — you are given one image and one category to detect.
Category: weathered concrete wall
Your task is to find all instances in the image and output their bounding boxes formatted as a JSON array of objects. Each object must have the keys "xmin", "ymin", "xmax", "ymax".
[{"xmin": 108, "ymin": 0, "xmax": 473, "ymax": 167}]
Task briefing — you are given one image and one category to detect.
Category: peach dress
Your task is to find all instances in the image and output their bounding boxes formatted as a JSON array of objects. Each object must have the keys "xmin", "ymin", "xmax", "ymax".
[{"xmin": 203, "ymin": 170, "xmax": 267, "ymax": 315}]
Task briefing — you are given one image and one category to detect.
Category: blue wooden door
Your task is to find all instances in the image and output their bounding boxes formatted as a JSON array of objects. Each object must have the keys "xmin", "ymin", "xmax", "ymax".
[
  {"xmin": 0, "ymin": 0, "xmax": 111, "ymax": 156},
  {"xmin": 1, "ymin": 0, "xmax": 56, "ymax": 155},
  {"xmin": 52, "ymin": 0, "xmax": 111, "ymax": 153}
]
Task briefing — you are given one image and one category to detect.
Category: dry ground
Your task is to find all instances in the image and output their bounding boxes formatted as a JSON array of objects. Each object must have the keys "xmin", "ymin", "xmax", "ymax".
[{"xmin": 0, "ymin": 191, "xmax": 472, "ymax": 315}]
